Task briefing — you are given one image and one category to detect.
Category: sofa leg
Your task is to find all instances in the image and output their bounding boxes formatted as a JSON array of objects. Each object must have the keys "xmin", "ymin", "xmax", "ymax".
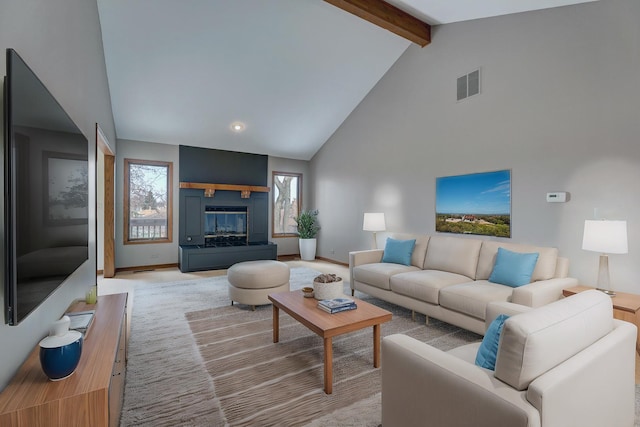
[
  {"xmin": 425, "ymin": 315, "xmax": 429, "ymax": 325},
  {"xmin": 351, "ymin": 289, "xmax": 354, "ymax": 296},
  {"xmin": 231, "ymin": 301, "xmax": 234, "ymax": 306},
  {"xmin": 251, "ymin": 305, "xmax": 256, "ymax": 311},
  {"xmin": 412, "ymin": 310, "xmax": 416, "ymax": 322}
]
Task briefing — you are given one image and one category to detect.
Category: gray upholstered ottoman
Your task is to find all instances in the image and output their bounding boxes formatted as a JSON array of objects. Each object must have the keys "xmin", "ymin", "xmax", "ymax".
[{"xmin": 227, "ymin": 260, "xmax": 290, "ymax": 310}]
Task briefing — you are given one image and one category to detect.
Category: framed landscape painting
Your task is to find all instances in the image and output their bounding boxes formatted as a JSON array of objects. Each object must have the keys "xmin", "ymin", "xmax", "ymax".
[{"xmin": 435, "ymin": 169, "xmax": 511, "ymax": 237}]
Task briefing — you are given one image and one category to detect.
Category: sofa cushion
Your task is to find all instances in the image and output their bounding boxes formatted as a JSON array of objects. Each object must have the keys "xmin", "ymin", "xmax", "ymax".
[
  {"xmin": 353, "ymin": 263, "xmax": 420, "ymax": 291},
  {"xmin": 390, "ymin": 270, "xmax": 472, "ymax": 305},
  {"xmin": 423, "ymin": 236, "xmax": 482, "ymax": 279},
  {"xmin": 495, "ymin": 290, "xmax": 614, "ymax": 391},
  {"xmin": 488, "ymin": 248, "xmax": 539, "ymax": 287},
  {"xmin": 446, "ymin": 342, "xmax": 482, "ymax": 364},
  {"xmin": 475, "ymin": 314, "xmax": 509, "ymax": 370},
  {"xmin": 476, "ymin": 241, "xmax": 558, "ymax": 281},
  {"xmin": 387, "ymin": 233, "xmax": 430, "ymax": 268},
  {"xmin": 439, "ymin": 281, "xmax": 514, "ymax": 320},
  {"xmin": 382, "ymin": 238, "xmax": 416, "ymax": 266}
]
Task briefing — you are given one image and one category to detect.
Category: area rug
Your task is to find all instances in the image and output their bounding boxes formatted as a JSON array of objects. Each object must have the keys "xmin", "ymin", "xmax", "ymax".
[
  {"xmin": 118, "ymin": 267, "xmax": 481, "ymax": 426},
  {"xmin": 186, "ymin": 298, "xmax": 479, "ymax": 426},
  {"xmin": 119, "ymin": 269, "xmax": 640, "ymax": 426}
]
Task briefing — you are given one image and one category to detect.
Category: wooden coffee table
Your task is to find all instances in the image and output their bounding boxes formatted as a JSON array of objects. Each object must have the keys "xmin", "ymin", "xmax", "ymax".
[{"xmin": 268, "ymin": 290, "xmax": 392, "ymax": 394}]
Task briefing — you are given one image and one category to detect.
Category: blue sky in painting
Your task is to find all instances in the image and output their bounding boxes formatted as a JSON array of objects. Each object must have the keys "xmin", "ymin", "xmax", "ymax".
[{"xmin": 436, "ymin": 170, "xmax": 511, "ymax": 215}]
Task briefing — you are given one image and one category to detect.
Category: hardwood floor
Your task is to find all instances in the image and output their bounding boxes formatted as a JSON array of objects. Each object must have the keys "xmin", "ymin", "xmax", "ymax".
[{"xmin": 97, "ymin": 258, "xmax": 348, "ymax": 296}]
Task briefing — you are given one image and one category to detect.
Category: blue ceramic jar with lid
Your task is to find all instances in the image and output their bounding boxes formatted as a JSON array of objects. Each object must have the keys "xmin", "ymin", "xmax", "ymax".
[{"xmin": 39, "ymin": 315, "xmax": 83, "ymax": 381}]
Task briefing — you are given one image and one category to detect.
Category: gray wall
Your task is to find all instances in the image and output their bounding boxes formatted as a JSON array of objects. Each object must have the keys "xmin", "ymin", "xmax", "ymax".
[
  {"xmin": 310, "ymin": 0, "xmax": 640, "ymax": 293},
  {"xmin": 0, "ymin": 0, "xmax": 116, "ymax": 390},
  {"xmin": 115, "ymin": 139, "xmax": 180, "ymax": 268}
]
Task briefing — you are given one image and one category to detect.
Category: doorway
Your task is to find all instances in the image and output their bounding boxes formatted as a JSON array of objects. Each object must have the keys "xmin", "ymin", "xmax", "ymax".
[{"xmin": 97, "ymin": 124, "xmax": 116, "ymax": 278}]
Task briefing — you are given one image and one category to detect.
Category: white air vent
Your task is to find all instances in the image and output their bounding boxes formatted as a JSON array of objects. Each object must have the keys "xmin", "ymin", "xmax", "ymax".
[{"xmin": 457, "ymin": 68, "xmax": 481, "ymax": 101}]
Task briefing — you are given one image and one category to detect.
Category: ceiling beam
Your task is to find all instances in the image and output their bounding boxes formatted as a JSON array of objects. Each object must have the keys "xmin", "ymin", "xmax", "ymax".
[{"xmin": 324, "ymin": 0, "xmax": 431, "ymax": 47}]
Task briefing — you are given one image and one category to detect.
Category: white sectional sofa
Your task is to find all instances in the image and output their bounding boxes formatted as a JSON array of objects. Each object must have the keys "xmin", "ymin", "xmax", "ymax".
[
  {"xmin": 349, "ymin": 233, "xmax": 578, "ymax": 335},
  {"xmin": 381, "ymin": 290, "xmax": 637, "ymax": 427}
]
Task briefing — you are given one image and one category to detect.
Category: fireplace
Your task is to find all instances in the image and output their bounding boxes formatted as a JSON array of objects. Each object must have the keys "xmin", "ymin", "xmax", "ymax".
[{"xmin": 204, "ymin": 206, "xmax": 248, "ymax": 247}]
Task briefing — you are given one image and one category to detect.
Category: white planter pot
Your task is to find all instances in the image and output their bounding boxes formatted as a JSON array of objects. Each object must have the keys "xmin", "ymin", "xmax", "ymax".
[
  {"xmin": 299, "ymin": 238, "xmax": 317, "ymax": 261},
  {"xmin": 313, "ymin": 279, "xmax": 344, "ymax": 300}
]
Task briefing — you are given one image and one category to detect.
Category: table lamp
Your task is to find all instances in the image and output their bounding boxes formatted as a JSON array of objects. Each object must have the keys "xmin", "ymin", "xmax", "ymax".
[
  {"xmin": 582, "ymin": 219, "xmax": 628, "ymax": 295},
  {"xmin": 363, "ymin": 213, "xmax": 386, "ymax": 249}
]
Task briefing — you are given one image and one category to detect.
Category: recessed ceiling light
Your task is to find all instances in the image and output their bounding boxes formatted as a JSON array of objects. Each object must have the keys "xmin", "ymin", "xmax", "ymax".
[{"xmin": 230, "ymin": 121, "xmax": 246, "ymax": 132}]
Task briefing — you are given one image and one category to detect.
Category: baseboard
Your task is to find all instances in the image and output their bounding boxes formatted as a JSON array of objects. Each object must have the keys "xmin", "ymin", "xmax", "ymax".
[
  {"xmin": 104, "ymin": 258, "xmax": 345, "ymax": 275},
  {"xmin": 115, "ymin": 263, "xmax": 180, "ymax": 273},
  {"xmin": 316, "ymin": 256, "xmax": 348, "ymax": 267},
  {"xmin": 277, "ymin": 254, "xmax": 347, "ymax": 267}
]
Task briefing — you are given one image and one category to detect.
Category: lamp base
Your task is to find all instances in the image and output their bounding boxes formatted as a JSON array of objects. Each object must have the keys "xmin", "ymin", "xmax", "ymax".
[{"xmin": 596, "ymin": 254, "xmax": 613, "ymax": 295}]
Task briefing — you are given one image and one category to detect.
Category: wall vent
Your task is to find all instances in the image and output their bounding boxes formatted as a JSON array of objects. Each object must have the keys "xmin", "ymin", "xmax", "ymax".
[{"xmin": 457, "ymin": 68, "xmax": 481, "ymax": 101}]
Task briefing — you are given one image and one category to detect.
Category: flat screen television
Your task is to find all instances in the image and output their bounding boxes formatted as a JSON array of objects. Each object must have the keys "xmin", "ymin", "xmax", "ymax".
[{"xmin": 4, "ymin": 48, "xmax": 89, "ymax": 325}]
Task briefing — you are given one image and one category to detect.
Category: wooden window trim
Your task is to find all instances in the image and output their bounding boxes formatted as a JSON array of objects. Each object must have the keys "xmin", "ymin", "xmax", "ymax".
[
  {"xmin": 124, "ymin": 158, "xmax": 173, "ymax": 245},
  {"xmin": 272, "ymin": 171, "xmax": 302, "ymax": 238}
]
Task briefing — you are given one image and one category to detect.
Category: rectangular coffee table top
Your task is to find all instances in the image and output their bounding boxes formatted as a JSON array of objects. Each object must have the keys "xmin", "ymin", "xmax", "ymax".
[{"xmin": 268, "ymin": 290, "xmax": 392, "ymax": 338}]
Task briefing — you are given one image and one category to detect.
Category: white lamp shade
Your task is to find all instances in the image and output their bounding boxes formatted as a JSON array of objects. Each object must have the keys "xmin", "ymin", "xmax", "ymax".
[
  {"xmin": 363, "ymin": 213, "xmax": 386, "ymax": 232},
  {"xmin": 582, "ymin": 220, "xmax": 628, "ymax": 254}
]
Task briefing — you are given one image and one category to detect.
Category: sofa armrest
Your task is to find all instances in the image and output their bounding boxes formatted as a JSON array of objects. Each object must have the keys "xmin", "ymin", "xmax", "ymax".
[
  {"xmin": 382, "ymin": 334, "xmax": 540, "ymax": 427},
  {"xmin": 348, "ymin": 249, "xmax": 384, "ymax": 290},
  {"xmin": 485, "ymin": 301, "xmax": 533, "ymax": 331},
  {"xmin": 526, "ymin": 320, "xmax": 636, "ymax": 427},
  {"xmin": 511, "ymin": 277, "xmax": 578, "ymax": 307}
]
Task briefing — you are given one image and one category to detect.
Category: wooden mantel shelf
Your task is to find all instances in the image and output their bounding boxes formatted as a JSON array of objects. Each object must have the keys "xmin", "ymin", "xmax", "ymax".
[{"xmin": 179, "ymin": 182, "xmax": 270, "ymax": 198}]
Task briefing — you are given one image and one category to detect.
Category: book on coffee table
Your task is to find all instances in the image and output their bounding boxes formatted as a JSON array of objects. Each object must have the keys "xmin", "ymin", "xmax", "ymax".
[
  {"xmin": 317, "ymin": 297, "xmax": 357, "ymax": 314},
  {"xmin": 317, "ymin": 297, "xmax": 355, "ymax": 309},
  {"xmin": 317, "ymin": 303, "xmax": 357, "ymax": 314}
]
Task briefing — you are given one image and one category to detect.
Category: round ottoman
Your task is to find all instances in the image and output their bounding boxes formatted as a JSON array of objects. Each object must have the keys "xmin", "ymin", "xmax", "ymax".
[{"xmin": 227, "ymin": 260, "xmax": 290, "ymax": 310}]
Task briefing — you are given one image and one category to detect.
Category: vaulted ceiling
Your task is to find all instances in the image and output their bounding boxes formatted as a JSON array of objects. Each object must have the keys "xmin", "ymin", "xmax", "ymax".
[{"xmin": 98, "ymin": 0, "xmax": 597, "ymax": 160}]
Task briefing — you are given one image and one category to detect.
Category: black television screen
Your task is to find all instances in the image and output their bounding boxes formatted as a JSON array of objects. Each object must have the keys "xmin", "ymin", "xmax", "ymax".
[{"xmin": 4, "ymin": 48, "xmax": 89, "ymax": 325}]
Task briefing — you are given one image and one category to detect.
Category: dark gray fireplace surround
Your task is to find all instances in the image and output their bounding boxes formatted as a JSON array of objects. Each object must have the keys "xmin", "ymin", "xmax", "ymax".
[{"xmin": 178, "ymin": 145, "xmax": 276, "ymax": 271}]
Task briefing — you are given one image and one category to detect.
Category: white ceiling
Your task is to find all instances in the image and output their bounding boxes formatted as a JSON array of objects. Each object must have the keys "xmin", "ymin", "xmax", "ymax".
[{"xmin": 98, "ymin": 0, "xmax": 596, "ymax": 161}]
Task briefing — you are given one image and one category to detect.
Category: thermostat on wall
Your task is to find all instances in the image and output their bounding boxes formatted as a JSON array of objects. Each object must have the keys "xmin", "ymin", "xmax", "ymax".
[{"xmin": 546, "ymin": 192, "xmax": 567, "ymax": 203}]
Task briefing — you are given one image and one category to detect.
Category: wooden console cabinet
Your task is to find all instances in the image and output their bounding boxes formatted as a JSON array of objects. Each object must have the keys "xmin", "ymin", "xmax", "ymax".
[{"xmin": 0, "ymin": 293, "xmax": 128, "ymax": 427}]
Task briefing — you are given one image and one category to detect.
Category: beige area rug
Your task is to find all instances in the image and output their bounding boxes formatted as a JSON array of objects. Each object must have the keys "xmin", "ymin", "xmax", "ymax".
[
  {"xmin": 118, "ymin": 267, "xmax": 481, "ymax": 426},
  {"xmin": 119, "ymin": 268, "xmax": 640, "ymax": 426},
  {"xmin": 186, "ymin": 300, "xmax": 479, "ymax": 426}
]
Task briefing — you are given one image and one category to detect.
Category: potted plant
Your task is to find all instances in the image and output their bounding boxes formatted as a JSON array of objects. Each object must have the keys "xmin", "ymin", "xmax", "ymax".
[{"xmin": 294, "ymin": 209, "xmax": 320, "ymax": 261}]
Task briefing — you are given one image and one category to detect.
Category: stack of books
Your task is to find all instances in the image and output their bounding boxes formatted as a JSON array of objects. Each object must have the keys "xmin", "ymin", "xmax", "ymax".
[
  {"xmin": 65, "ymin": 310, "xmax": 96, "ymax": 337},
  {"xmin": 317, "ymin": 297, "xmax": 357, "ymax": 314}
]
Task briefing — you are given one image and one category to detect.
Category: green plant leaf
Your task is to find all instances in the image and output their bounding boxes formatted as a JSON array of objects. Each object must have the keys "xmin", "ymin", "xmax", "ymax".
[{"xmin": 294, "ymin": 209, "xmax": 320, "ymax": 239}]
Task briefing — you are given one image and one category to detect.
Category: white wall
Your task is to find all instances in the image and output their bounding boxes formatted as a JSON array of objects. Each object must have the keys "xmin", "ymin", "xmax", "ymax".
[
  {"xmin": 310, "ymin": 0, "xmax": 640, "ymax": 293},
  {"xmin": 115, "ymin": 139, "xmax": 180, "ymax": 268},
  {"xmin": 268, "ymin": 156, "xmax": 311, "ymax": 256},
  {"xmin": 0, "ymin": 0, "xmax": 116, "ymax": 389}
]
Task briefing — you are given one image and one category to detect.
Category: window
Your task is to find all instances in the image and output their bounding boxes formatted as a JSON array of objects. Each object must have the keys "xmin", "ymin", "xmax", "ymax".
[
  {"xmin": 272, "ymin": 171, "xmax": 302, "ymax": 237},
  {"xmin": 124, "ymin": 159, "xmax": 173, "ymax": 244}
]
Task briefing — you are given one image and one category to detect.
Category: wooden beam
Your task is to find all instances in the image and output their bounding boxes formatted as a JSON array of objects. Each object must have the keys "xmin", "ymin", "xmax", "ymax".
[{"xmin": 324, "ymin": 0, "xmax": 431, "ymax": 47}]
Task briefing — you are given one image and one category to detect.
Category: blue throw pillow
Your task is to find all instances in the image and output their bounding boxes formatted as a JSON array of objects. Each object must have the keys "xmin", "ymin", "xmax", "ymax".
[
  {"xmin": 475, "ymin": 314, "xmax": 509, "ymax": 370},
  {"xmin": 488, "ymin": 247, "xmax": 539, "ymax": 288},
  {"xmin": 381, "ymin": 238, "xmax": 416, "ymax": 266}
]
